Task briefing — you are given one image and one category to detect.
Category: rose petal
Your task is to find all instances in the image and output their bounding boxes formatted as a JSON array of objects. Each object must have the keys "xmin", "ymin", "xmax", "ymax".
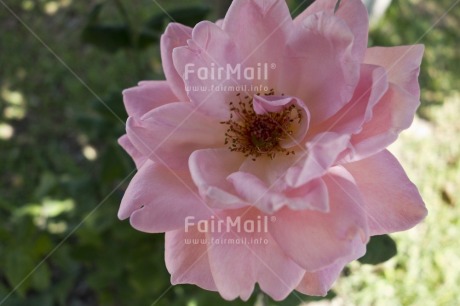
[
  {"xmin": 222, "ymin": 0, "xmax": 292, "ymax": 87},
  {"xmin": 283, "ymin": 178, "xmax": 329, "ymax": 211},
  {"xmin": 189, "ymin": 148, "xmax": 247, "ymax": 209},
  {"xmin": 215, "ymin": 19, "xmax": 223, "ymax": 28},
  {"xmin": 364, "ymin": 45, "xmax": 424, "ymax": 98},
  {"xmin": 227, "ymin": 171, "xmax": 286, "ymax": 213},
  {"xmin": 118, "ymin": 160, "xmax": 212, "ymax": 232},
  {"xmin": 280, "ymin": 12, "xmax": 359, "ymax": 124},
  {"xmin": 239, "ymin": 154, "xmax": 301, "ymax": 188},
  {"xmin": 295, "ymin": 0, "xmax": 369, "ymax": 61},
  {"xmin": 118, "ymin": 134, "xmax": 147, "ymax": 169},
  {"xmin": 296, "ymin": 234, "xmax": 366, "ymax": 296},
  {"xmin": 207, "ymin": 208, "xmax": 305, "ymax": 301},
  {"xmin": 161, "ymin": 23, "xmax": 193, "ymax": 101},
  {"xmin": 313, "ymin": 64, "xmax": 388, "ymax": 135},
  {"xmin": 344, "ymin": 150, "xmax": 427, "ymax": 235},
  {"xmin": 348, "ymin": 83, "xmax": 420, "ymax": 160},
  {"xmin": 252, "ymin": 95, "xmax": 296, "ymax": 114},
  {"xmin": 285, "ymin": 132, "xmax": 350, "ymax": 188},
  {"xmin": 165, "ymin": 226, "xmax": 217, "ymax": 291},
  {"xmin": 271, "ymin": 166, "xmax": 369, "ymax": 271},
  {"xmin": 126, "ymin": 102, "xmax": 226, "ymax": 169},
  {"xmin": 236, "ymin": 154, "xmax": 328, "ymax": 212},
  {"xmin": 123, "ymin": 81, "xmax": 178, "ymax": 118},
  {"xmin": 173, "ymin": 21, "xmax": 244, "ymax": 119},
  {"xmin": 223, "ymin": 0, "xmax": 292, "ymax": 53},
  {"xmin": 228, "ymin": 171, "xmax": 329, "ymax": 213},
  {"xmin": 252, "ymin": 95, "xmax": 311, "ymax": 148}
]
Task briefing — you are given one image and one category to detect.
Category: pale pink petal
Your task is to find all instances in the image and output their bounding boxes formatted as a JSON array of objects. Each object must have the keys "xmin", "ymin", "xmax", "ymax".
[
  {"xmin": 126, "ymin": 102, "xmax": 226, "ymax": 169},
  {"xmin": 118, "ymin": 160, "xmax": 212, "ymax": 232},
  {"xmin": 296, "ymin": 261, "xmax": 342, "ymax": 297},
  {"xmin": 252, "ymin": 95, "xmax": 298, "ymax": 114},
  {"xmin": 313, "ymin": 64, "xmax": 388, "ymax": 135},
  {"xmin": 252, "ymin": 95, "xmax": 310, "ymax": 148},
  {"xmin": 207, "ymin": 208, "xmax": 305, "ymax": 301},
  {"xmin": 236, "ymin": 153, "xmax": 328, "ymax": 212},
  {"xmin": 118, "ymin": 134, "xmax": 147, "ymax": 169},
  {"xmin": 227, "ymin": 171, "xmax": 286, "ymax": 213},
  {"xmin": 173, "ymin": 21, "xmax": 244, "ymax": 120},
  {"xmin": 189, "ymin": 148, "xmax": 247, "ymax": 209},
  {"xmin": 344, "ymin": 150, "xmax": 427, "ymax": 235},
  {"xmin": 279, "ymin": 12, "xmax": 359, "ymax": 124},
  {"xmin": 296, "ymin": 234, "xmax": 366, "ymax": 296},
  {"xmin": 222, "ymin": 0, "xmax": 292, "ymax": 51},
  {"xmin": 215, "ymin": 19, "xmax": 223, "ymax": 28},
  {"xmin": 222, "ymin": 0, "xmax": 292, "ymax": 87},
  {"xmin": 239, "ymin": 154, "xmax": 301, "ymax": 188},
  {"xmin": 285, "ymin": 132, "xmax": 350, "ymax": 188},
  {"xmin": 228, "ymin": 171, "xmax": 328, "ymax": 213},
  {"xmin": 295, "ymin": 0, "xmax": 369, "ymax": 61},
  {"xmin": 161, "ymin": 23, "xmax": 193, "ymax": 101},
  {"xmin": 238, "ymin": 154, "xmax": 329, "ymax": 211},
  {"xmin": 364, "ymin": 45, "xmax": 424, "ymax": 98},
  {"xmin": 123, "ymin": 81, "xmax": 178, "ymax": 118},
  {"xmin": 165, "ymin": 226, "xmax": 217, "ymax": 291},
  {"xmin": 283, "ymin": 178, "xmax": 329, "ymax": 211},
  {"xmin": 347, "ymin": 83, "xmax": 420, "ymax": 160},
  {"xmin": 271, "ymin": 167, "xmax": 369, "ymax": 271}
]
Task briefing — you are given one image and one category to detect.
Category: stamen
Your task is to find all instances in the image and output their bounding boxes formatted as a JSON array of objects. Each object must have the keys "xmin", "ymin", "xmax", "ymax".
[{"xmin": 220, "ymin": 91, "xmax": 302, "ymax": 161}]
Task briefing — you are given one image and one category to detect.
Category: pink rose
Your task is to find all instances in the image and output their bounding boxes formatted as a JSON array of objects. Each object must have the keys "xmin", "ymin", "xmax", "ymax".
[{"xmin": 118, "ymin": 0, "xmax": 427, "ymax": 301}]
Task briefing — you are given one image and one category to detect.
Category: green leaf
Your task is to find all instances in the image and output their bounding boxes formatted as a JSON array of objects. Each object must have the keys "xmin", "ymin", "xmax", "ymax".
[
  {"xmin": 82, "ymin": 25, "xmax": 160, "ymax": 53},
  {"xmin": 137, "ymin": 29, "xmax": 161, "ymax": 49},
  {"xmin": 4, "ymin": 250, "xmax": 35, "ymax": 296},
  {"xmin": 358, "ymin": 234, "xmax": 398, "ymax": 265},
  {"xmin": 82, "ymin": 3, "xmax": 132, "ymax": 52},
  {"xmin": 101, "ymin": 143, "xmax": 128, "ymax": 182},
  {"xmin": 33, "ymin": 172, "xmax": 58, "ymax": 199},
  {"xmin": 86, "ymin": 2, "xmax": 105, "ymax": 25},
  {"xmin": 81, "ymin": 3, "xmax": 159, "ymax": 53},
  {"xmin": 291, "ymin": 0, "xmax": 315, "ymax": 17},
  {"xmin": 32, "ymin": 234, "xmax": 53, "ymax": 257},
  {"xmin": 82, "ymin": 24, "xmax": 132, "ymax": 53},
  {"xmin": 30, "ymin": 264, "xmax": 51, "ymax": 292}
]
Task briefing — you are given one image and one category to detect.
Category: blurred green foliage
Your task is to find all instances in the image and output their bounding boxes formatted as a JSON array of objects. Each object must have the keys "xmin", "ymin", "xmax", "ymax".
[
  {"xmin": 0, "ymin": 0, "xmax": 458, "ymax": 305},
  {"xmin": 81, "ymin": 2, "xmax": 210, "ymax": 53}
]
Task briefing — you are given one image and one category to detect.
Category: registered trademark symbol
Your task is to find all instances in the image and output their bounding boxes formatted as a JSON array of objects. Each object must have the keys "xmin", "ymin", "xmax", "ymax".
[
  {"xmin": 270, "ymin": 216, "xmax": 276, "ymax": 222},
  {"xmin": 271, "ymin": 63, "xmax": 276, "ymax": 70}
]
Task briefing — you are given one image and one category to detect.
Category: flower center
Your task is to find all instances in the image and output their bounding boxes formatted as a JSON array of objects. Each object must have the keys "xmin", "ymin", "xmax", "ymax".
[{"xmin": 220, "ymin": 91, "xmax": 303, "ymax": 161}]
